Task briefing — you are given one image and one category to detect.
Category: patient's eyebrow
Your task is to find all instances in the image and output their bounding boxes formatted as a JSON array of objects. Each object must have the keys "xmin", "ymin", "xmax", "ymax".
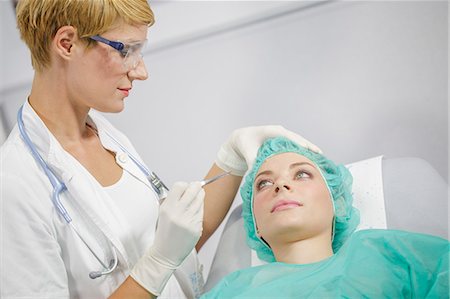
[
  {"xmin": 290, "ymin": 162, "xmax": 315, "ymax": 169},
  {"xmin": 255, "ymin": 170, "xmax": 273, "ymax": 182}
]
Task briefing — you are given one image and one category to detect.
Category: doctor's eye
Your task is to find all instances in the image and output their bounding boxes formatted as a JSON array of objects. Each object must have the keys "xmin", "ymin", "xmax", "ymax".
[
  {"xmin": 120, "ymin": 47, "xmax": 130, "ymax": 57},
  {"xmin": 255, "ymin": 179, "xmax": 274, "ymax": 191},
  {"xmin": 121, "ymin": 43, "xmax": 144, "ymax": 58}
]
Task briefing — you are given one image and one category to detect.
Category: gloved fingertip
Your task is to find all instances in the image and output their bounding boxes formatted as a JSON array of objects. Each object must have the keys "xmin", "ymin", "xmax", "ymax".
[
  {"xmin": 172, "ymin": 181, "xmax": 189, "ymax": 190},
  {"xmin": 167, "ymin": 182, "xmax": 190, "ymax": 199},
  {"xmin": 190, "ymin": 181, "xmax": 203, "ymax": 192},
  {"xmin": 311, "ymin": 145, "xmax": 323, "ymax": 154},
  {"xmin": 179, "ymin": 182, "xmax": 204, "ymax": 203}
]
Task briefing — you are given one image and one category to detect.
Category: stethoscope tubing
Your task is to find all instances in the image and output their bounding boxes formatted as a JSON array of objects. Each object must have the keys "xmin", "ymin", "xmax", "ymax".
[
  {"xmin": 18, "ymin": 106, "xmax": 72, "ymax": 223},
  {"xmin": 16, "ymin": 105, "xmax": 166, "ymax": 279}
]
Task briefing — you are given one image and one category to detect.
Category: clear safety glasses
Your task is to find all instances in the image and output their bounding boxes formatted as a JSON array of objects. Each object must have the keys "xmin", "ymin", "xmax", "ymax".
[{"xmin": 90, "ymin": 35, "xmax": 148, "ymax": 71}]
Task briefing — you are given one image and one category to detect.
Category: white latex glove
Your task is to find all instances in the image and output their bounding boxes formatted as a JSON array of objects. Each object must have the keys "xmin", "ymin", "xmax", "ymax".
[
  {"xmin": 216, "ymin": 125, "xmax": 322, "ymax": 176},
  {"xmin": 130, "ymin": 181, "xmax": 204, "ymax": 296}
]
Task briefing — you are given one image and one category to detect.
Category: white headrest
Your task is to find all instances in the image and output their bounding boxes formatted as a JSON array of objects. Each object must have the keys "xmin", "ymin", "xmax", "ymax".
[{"xmin": 346, "ymin": 155, "xmax": 387, "ymax": 230}]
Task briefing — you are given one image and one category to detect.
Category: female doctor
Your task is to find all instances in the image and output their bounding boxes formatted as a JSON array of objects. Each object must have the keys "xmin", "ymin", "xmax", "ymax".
[{"xmin": 0, "ymin": 0, "xmax": 319, "ymax": 298}]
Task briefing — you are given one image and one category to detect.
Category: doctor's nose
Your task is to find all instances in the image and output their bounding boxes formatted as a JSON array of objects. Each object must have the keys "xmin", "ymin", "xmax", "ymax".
[{"xmin": 128, "ymin": 59, "xmax": 149, "ymax": 81}]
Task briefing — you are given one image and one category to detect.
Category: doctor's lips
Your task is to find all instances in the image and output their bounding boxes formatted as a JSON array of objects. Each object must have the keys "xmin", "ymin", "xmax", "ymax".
[
  {"xmin": 118, "ymin": 87, "xmax": 132, "ymax": 96},
  {"xmin": 271, "ymin": 199, "xmax": 303, "ymax": 213}
]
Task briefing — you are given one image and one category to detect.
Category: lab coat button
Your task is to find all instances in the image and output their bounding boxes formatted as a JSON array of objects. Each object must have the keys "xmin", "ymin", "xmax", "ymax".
[{"xmin": 118, "ymin": 153, "xmax": 128, "ymax": 163}]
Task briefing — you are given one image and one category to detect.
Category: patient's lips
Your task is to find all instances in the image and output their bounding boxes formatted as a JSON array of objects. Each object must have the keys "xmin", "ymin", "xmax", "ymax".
[{"xmin": 271, "ymin": 199, "xmax": 302, "ymax": 213}]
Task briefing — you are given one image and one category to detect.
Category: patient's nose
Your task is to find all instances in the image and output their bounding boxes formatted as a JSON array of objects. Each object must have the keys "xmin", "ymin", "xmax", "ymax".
[{"xmin": 275, "ymin": 181, "xmax": 291, "ymax": 193}]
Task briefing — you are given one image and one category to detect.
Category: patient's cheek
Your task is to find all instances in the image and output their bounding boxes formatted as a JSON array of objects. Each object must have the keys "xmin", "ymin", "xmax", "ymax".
[{"xmin": 253, "ymin": 197, "xmax": 267, "ymax": 230}]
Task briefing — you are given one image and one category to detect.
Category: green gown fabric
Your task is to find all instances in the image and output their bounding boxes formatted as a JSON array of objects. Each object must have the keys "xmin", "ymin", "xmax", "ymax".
[{"xmin": 202, "ymin": 230, "xmax": 449, "ymax": 298}]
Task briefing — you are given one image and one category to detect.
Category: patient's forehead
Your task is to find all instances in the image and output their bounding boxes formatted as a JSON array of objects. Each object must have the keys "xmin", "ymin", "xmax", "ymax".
[{"xmin": 257, "ymin": 152, "xmax": 318, "ymax": 174}]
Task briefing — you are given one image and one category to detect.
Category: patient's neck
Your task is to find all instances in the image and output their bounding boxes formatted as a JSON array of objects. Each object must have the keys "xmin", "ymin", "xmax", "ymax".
[{"xmin": 270, "ymin": 233, "xmax": 334, "ymax": 265}]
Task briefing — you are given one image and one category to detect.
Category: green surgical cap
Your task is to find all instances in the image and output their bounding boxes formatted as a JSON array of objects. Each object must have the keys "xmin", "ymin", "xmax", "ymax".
[{"xmin": 240, "ymin": 137, "xmax": 360, "ymax": 263}]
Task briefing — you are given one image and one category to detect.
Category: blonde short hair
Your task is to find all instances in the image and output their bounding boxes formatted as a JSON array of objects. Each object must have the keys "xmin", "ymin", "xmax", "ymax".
[{"xmin": 16, "ymin": 0, "xmax": 155, "ymax": 72}]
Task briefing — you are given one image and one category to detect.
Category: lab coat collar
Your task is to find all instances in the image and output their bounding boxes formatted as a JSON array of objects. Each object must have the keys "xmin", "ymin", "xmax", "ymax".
[
  {"xmin": 21, "ymin": 101, "xmax": 153, "ymax": 191},
  {"xmin": 84, "ymin": 111, "xmax": 156, "ymax": 193}
]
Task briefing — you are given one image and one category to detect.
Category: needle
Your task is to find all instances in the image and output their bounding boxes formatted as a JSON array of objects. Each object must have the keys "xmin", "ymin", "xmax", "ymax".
[{"xmin": 200, "ymin": 171, "xmax": 231, "ymax": 187}]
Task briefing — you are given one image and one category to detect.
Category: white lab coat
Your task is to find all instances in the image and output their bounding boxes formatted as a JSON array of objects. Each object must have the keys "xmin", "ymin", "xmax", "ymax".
[{"xmin": 0, "ymin": 101, "xmax": 202, "ymax": 298}]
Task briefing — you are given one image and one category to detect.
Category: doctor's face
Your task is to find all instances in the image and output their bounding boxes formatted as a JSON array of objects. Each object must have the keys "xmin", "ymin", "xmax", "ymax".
[
  {"xmin": 252, "ymin": 153, "xmax": 334, "ymax": 247},
  {"xmin": 67, "ymin": 21, "xmax": 149, "ymax": 113}
]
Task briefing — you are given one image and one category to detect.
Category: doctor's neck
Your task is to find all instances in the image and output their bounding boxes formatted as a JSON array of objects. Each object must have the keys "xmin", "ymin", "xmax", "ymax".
[{"xmin": 28, "ymin": 69, "xmax": 92, "ymax": 142}]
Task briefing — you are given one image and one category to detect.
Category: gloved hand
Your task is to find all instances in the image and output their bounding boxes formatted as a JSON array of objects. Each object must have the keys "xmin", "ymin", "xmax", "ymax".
[
  {"xmin": 130, "ymin": 181, "xmax": 204, "ymax": 296},
  {"xmin": 216, "ymin": 125, "xmax": 322, "ymax": 176}
]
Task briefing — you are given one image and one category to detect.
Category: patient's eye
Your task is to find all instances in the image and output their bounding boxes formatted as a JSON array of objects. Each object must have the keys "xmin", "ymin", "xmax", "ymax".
[
  {"xmin": 256, "ymin": 179, "xmax": 273, "ymax": 190},
  {"xmin": 295, "ymin": 170, "xmax": 311, "ymax": 180}
]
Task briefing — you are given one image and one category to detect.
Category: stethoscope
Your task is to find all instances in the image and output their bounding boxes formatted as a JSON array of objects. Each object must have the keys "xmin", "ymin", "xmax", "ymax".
[{"xmin": 17, "ymin": 105, "xmax": 169, "ymax": 279}]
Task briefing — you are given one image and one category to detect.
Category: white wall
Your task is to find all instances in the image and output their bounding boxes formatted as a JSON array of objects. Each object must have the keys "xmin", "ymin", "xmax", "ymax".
[
  {"xmin": 1, "ymin": 0, "xmax": 448, "ymax": 278},
  {"xmin": 109, "ymin": 0, "xmax": 448, "ymax": 182},
  {"xmin": 0, "ymin": 0, "xmax": 33, "ymax": 144},
  {"xmin": 111, "ymin": 1, "xmax": 448, "ymax": 277}
]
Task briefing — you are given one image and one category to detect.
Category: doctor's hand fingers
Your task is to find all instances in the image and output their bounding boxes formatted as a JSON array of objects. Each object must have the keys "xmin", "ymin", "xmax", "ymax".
[
  {"xmin": 252, "ymin": 125, "xmax": 323, "ymax": 154},
  {"xmin": 183, "ymin": 188, "xmax": 205, "ymax": 219},
  {"xmin": 168, "ymin": 188, "xmax": 204, "ymax": 241},
  {"xmin": 178, "ymin": 181, "xmax": 203, "ymax": 204},
  {"xmin": 277, "ymin": 126, "xmax": 323, "ymax": 154},
  {"xmin": 184, "ymin": 198, "xmax": 204, "ymax": 240},
  {"xmin": 164, "ymin": 181, "xmax": 200, "ymax": 204},
  {"xmin": 165, "ymin": 181, "xmax": 190, "ymax": 204},
  {"xmin": 163, "ymin": 181, "xmax": 204, "ymax": 212}
]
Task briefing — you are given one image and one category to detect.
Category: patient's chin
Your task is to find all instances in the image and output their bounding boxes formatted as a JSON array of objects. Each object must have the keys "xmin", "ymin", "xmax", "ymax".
[{"xmin": 262, "ymin": 220, "xmax": 308, "ymax": 242}]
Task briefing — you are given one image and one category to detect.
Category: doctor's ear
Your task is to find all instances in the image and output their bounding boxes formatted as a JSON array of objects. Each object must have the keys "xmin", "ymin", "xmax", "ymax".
[{"xmin": 53, "ymin": 26, "xmax": 78, "ymax": 59}]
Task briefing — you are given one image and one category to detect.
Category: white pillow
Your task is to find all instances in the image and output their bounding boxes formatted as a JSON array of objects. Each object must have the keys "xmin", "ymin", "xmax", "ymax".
[{"xmin": 346, "ymin": 155, "xmax": 387, "ymax": 230}]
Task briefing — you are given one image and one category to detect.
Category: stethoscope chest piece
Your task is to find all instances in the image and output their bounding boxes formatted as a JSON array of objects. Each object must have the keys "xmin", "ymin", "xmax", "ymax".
[{"xmin": 148, "ymin": 171, "xmax": 169, "ymax": 201}]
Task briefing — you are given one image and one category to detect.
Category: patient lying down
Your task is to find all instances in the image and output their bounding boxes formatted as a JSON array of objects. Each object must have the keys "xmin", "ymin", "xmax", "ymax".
[{"xmin": 202, "ymin": 137, "xmax": 449, "ymax": 298}]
